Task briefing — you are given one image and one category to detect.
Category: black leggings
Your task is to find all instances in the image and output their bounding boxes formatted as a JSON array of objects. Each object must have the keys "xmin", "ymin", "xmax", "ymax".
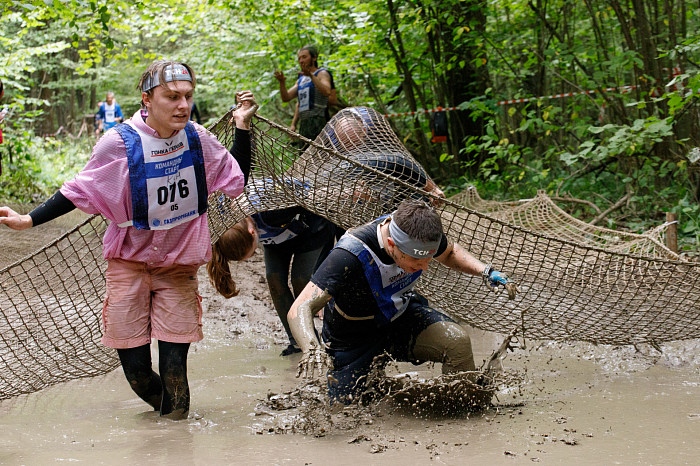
[
  {"xmin": 263, "ymin": 244, "xmax": 327, "ymax": 343},
  {"xmin": 117, "ymin": 341, "xmax": 190, "ymax": 418}
]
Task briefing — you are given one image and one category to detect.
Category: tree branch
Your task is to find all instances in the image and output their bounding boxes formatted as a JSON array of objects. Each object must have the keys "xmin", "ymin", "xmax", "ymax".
[
  {"xmin": 590, "ymin": 192, "xmax": 631, "ymax": 225},
  {"xmin": 551, "ymin": 196, "xmax": 602, "ymax": 215}
]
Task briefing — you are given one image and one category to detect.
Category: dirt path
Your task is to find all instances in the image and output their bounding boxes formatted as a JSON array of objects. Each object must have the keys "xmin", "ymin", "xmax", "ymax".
[{"xmin": 1, "ymin": 223, "xmax": 700, "ymax": 464}]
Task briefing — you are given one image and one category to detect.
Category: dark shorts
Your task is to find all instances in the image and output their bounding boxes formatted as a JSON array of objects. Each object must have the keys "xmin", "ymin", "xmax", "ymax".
[
  {"xmin": 299, "ymin": 115, "xmax": 327, "ymax": 142},
  {"xmin": 325, "ymin": 294, "xmax": 454, "ymax": 403}
]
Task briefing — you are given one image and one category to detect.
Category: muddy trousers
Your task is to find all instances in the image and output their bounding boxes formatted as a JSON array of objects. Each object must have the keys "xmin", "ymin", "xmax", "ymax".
[
  {"xmin": 117, "ymin": 341, "xmax": 190, "ymax": 419},
  {"xmin": 327, "ymin": 296, "xmax": 476, "ymax": 403}
]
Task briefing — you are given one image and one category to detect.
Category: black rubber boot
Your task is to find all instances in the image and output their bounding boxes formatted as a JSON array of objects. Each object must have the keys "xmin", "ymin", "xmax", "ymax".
[
  {"xmin": 280, "ymin": 343, "xmax": 302, "ymax": 356},
  {"xmin": 158, "ymin": 341, "xmax": 190, "ymax": 420},
  {"xmin": 117, "ymin": 344, "xmax": 163, "ymax": 411}
]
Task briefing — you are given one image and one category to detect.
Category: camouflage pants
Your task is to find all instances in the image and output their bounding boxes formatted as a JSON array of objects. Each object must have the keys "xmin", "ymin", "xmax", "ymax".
[{"xmin": 298, "ymin": 115, "xmax": 327, "ymax": 144}]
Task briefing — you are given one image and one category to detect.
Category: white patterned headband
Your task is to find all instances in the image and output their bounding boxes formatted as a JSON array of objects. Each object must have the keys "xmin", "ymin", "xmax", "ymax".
[
  {"xmin": 141, "ymin": 64, "xmax": 192, "ymax": 92},
  {"xmin": 388, "ymin": 214, "xmax": 440, "ymax": 259}
]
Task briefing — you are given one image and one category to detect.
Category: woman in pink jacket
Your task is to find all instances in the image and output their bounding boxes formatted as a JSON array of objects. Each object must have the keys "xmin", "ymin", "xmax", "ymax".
[{"xmin": 0, "ymin": 60, "xmax": 258, "ymax": 420}]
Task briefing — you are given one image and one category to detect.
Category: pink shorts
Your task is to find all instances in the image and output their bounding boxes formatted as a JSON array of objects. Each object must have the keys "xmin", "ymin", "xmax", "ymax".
[{"xmin": 101, "ymin": 259, "xmax": 203, "ymax": 349}]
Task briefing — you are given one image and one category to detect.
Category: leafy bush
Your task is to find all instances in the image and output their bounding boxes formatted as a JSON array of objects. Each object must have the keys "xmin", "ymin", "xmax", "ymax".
[{"xmin": 0, "ymin": 132, "xmax": 92, "ymax": 203}]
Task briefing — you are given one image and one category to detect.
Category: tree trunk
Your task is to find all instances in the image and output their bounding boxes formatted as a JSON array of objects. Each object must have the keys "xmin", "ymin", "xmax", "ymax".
[
  {"xmin": 385, "ymin": 0, "xmax": 433, "ymax": 171},
  {"xmin": 442, "ymin": 0, "xmax": 490, "ymax": 176}
]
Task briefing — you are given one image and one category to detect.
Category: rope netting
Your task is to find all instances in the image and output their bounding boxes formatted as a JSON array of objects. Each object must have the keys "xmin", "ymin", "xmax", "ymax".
[
  {"xmin": 1, "ymin": 106, "xmax": 698, "ymax": 400},
  {"xmin": 0, "ymin": 215, "xmax": 114, "ymax": 399},
  {"xmin": 449, "ymin": 188, "xmax": 679, "ymax": 259}
]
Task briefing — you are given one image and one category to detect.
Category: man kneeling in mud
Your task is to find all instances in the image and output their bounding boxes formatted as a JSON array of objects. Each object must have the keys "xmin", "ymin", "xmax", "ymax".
[{"xmin": 287, "ymin": 199, "xmax": 518, "ymax": 404}]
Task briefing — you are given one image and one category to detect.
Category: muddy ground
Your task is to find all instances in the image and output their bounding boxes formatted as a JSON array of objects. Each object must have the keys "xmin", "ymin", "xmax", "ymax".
[{"xmin": 2, "ymin": 221, "xmax": 700, "ymax": 465}]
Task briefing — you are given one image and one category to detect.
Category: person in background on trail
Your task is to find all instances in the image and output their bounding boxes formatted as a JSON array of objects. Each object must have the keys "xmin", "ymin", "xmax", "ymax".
[
  {"xmin": 287, "ymin": 199, "xmax": 518, "ymax": 404},
  {"xmin": 290, "ymin": 71, "xmax": 340, "ymax": 133},
  {"xmin": 274, "ymin": 45, "xmax": 332, "ymax": 143},
  {"xmin": 0, "ymin": 60, "xmax": 258, "ymax": 420},
  {"xmin": 96, "ymin": 92, "xmax": 124, "ymax": 136},
  {"xmin": 208, "ymin": 201, "xmax": 335, "ymax": 356},
  {"xmin": 190, "ymin": 101, "xmax": 201, "ymax": 124}
]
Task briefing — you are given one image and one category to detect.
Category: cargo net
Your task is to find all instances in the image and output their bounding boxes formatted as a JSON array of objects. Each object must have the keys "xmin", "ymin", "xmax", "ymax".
[{"xmin": 0, "ymin": 106, "xmax": 697, "ymax": 400}]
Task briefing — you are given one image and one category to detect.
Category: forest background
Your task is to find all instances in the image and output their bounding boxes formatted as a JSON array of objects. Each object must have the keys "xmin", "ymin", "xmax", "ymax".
[{"xmin": 0, "ymin": 0, "xmax": 699, "ymax": 253}]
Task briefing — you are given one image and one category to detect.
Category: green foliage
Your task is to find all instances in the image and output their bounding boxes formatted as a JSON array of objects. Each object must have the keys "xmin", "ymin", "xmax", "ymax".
[
  {"xmin": 560, "ymin": 117, "xmax": 675, "ymax": 166},
  {"xmin": 0, "ymin": 132, "xmax": 91, "ymax": 203}
]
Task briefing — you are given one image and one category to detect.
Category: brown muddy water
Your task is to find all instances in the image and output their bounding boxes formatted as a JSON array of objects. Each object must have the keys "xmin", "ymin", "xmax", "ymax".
[{"xmin": 2, "ymin": 247, "xmax": 700, "ymax": 464}]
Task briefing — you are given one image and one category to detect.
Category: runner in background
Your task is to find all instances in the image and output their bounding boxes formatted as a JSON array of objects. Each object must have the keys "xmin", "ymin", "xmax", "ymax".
[
  {"xmin": 96, "ymin": 91, "xmax": 123, "ymax": 136},
  {"xmin": 274, "ymin": 45, "xmax": 332, "ymax": 144}
]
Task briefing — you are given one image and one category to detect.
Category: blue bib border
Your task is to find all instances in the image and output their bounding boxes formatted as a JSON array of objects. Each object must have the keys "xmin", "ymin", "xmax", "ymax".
[
  {"xmin": 116, "ymin": 121, "xmax": 207, "ymax": 230},
  {"xmin": 334, "ymin": 234, "xmax": 422, "ymax": 324},
  {"xmin": 115, "ymin": 123, "xmax": 149, "ymax": 229},
  {"xmin": 184, "ymin": 122, "xmax": 208, "ymax": 216}
]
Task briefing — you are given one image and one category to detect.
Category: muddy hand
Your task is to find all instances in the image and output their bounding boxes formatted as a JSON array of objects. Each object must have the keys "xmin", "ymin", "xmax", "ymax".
[
  {"xmin": 429, "ymin": 186, "xmax": 446, "ymax": 208},
  {"xmin": 273, "ymin": 70, "xmax": 286, "ymax": 84},
  {"xmin": 425, "ymin": 179, "xmax": 445, "ymax": 208},
  {"xmin": 504, "ymin": 282, "xmax": 519, "ymax": 300},
  {"xmin": 296, "ymin": 346, "xmax": 330, "ymax": 380}
]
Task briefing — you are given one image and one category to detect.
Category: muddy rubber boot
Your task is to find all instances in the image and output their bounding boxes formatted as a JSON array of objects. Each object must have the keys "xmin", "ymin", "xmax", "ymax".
[
  {"xmin": 280, "ymin": 336, "xmax": 302, "ymax": 356},
  {"xmin": 140, "ymin": 375, "xmax": 164, "ymax": 411},
  {"xmin": 158, "ymin": 341, "xmax": 190, "ymax": 420},
  {"xmin": 160, "ymin": 370, "xmax": 190, "ymax": 419},
  {"xmin": 125, "ymin": 371, "xmax": 163, "ymax": 411},
  {"xmin": 117, "ymin": 345, "xmax": 163, "ymax": 411}
]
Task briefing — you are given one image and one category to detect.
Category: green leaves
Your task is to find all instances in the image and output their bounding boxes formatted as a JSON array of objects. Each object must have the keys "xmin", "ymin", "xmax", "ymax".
[{"xmin": 561, "ymin": 117, "xmax": 675, "ymax": 166}]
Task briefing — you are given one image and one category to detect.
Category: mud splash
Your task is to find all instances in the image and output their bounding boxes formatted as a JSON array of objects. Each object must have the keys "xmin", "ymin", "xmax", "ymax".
[
  {"xmin": 252, "ymin": 327, "xmax": 525, "ymax": 437},
  {"xmin": 252, "ymin": 364, "xmax": 523, "ymax": 438}
]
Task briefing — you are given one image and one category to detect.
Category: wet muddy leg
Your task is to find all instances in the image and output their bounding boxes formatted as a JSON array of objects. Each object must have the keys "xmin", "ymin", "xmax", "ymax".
[
  {"xmin": 117, "ymin": 344, "xmax": 163, "ymax": 411},
  {"xmin": 158, "ymin": 341, "xmax": 190, "ymax": 420},
  {"xmin": 412, "ymin": 321, "xmax": 476, "ymax": 373}
]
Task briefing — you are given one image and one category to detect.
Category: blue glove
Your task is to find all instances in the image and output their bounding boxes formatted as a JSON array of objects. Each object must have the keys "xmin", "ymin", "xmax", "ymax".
[
  {"xmin": 487, "ymin": 269, "xmax": 511, "ymax": 288},
  {"xmin": 482, "ymin": 265, "xmax": 519, "ymax": 299}
]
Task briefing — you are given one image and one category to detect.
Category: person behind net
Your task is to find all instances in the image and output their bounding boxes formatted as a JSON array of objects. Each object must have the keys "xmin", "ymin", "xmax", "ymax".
[
  {"xmin": 320, "ymin": 107, "xmax": 446, "ymax": 208},
  {"xmin": 290, "ymin": 69, "xmax": 340, "ymax": 132},
  {"xmin": 0, "ymin": 60, "xmax": 258, "ymax": 420},
  {"xmin": 208, "ymin": 198, "xmax": 335, "ymax": 356},
  {"xmin": 274, "ymin": 45, "xmax": 333, "ymax": 143},
  {"xmin": 93, "ymin": 101, "xmax": 103, "ymax": 136},
  {"xmin": 286, "ymin": 199, "xmax": 518, "ymax": 405}
]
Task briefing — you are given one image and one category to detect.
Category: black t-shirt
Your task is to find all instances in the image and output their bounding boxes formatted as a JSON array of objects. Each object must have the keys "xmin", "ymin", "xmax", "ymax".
[
  {"xmin": 256, "ymin": 206, "xmax": 335, "ymax": 254},
  {"xmin": 340, "ymin": 151, "xmax": 427, "ymax": 186},
  {"xmin": 312, "ymin": 217, "xmax": 448, "ymax": 350},
  {"xmin": 338, "ymin": 151, "xmax": 430, "ymax": 212}
]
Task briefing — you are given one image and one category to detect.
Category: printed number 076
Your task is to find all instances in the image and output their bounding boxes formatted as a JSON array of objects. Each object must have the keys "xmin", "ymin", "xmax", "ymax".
[{"xmin": 157, "ymin": 179, "xmax": 189, "ymax": 205}]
